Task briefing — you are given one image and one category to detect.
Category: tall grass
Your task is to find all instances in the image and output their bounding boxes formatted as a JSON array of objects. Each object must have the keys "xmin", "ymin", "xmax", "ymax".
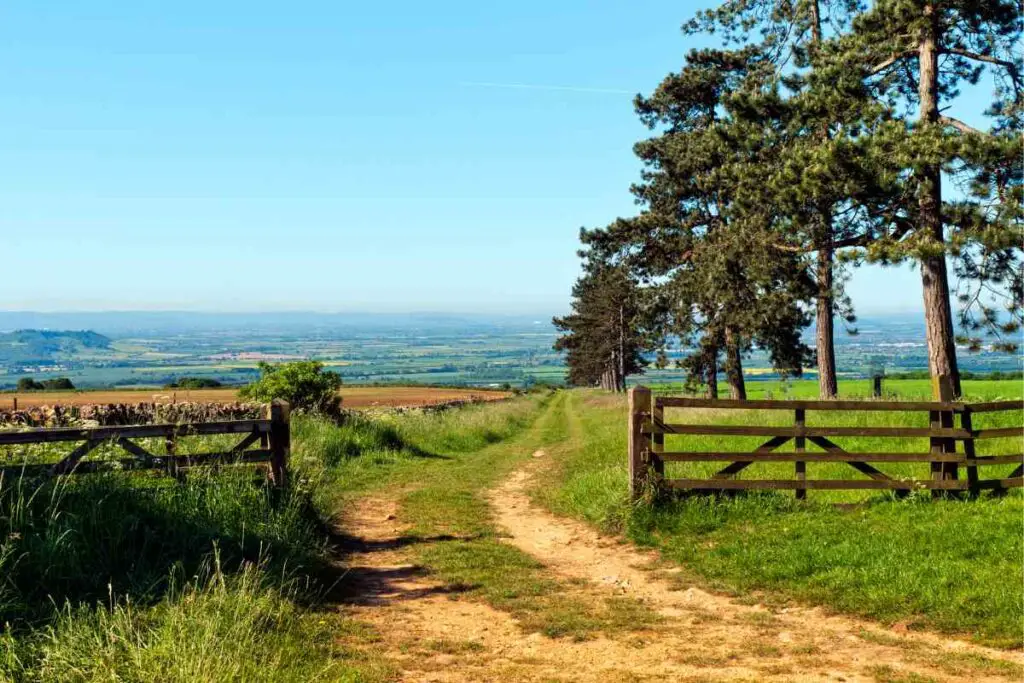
[
  {"xmin": 0, "ymin": 393, "xmax": 546, "ymax": 680},
  {"xmin": 541, "ymin": 383, "xmax": 1024, "ymax": 647}
]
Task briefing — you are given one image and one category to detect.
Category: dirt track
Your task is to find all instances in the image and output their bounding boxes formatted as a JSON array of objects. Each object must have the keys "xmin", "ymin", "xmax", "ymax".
[
  {"xmin": 336, "ymin": 456, "xmax": 1024, "ymax": 682},
  {"xmin": 0, "ymin": 386, "xmax": 508, "ymax": 410}
]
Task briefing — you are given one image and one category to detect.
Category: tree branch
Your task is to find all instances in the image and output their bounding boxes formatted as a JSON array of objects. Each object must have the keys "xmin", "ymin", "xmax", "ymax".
[
  {"xmin": 938, "ymin": 115, "xmax": 986, "ymax": 135},
  {"xmin": 869, "ymin": 49, "xmax": 917, "ymax": 75},
  {"xmin": 941, "ymin": 47, "xmax": 1021, "ymax": 81}
]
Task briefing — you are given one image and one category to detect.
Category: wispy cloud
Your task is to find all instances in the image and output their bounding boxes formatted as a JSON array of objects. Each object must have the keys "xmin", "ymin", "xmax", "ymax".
[{"xmin": 459, "ymin": 81, "xmax": 633, "ymax": 95}]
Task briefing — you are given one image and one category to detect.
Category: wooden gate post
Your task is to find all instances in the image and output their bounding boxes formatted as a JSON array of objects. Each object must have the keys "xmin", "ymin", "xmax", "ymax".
[
  {"xmin": 269, "ymin": 399, "xmax": 291, "ymax": 487},
  {"xmin": 628, "ymin": 386, "xmax": 652, "ymax": 500}
]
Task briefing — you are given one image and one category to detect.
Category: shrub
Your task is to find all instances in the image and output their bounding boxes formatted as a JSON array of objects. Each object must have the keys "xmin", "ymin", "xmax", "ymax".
[
  {"xmin": 166, "ymin": 377, "xmax": 223, "ymax": 389},
  {"xmin": 40, "ymin": 378, "xmax": 75, "ymax": 390},
  {"xmin": 238, "ymin": 361, "xmax": 342, "ymax": 415},
  {"xmin": 16, "ymin": 378, "xmax": 43, "ymax": 392}
]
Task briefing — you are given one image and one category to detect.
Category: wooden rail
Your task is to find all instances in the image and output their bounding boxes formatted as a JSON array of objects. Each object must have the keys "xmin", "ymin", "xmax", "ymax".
[
  {"xmin": 627, "ymin": 387, "xmax": 1023, "ymax": 500},
  {"xmin": 0, "ymin": 399, "xmax": 291, "ymax": 486}
]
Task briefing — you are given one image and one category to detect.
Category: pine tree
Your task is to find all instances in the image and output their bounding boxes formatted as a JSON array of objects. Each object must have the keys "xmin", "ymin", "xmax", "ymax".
[
  {"xmin": 582, "ymin": 47, "xmax": 815, "ymax": 397},
  {"xmin": 553, "ymin": 257, "xmax": 649, "ymax": 391},
  {"xmin": 827, "ymin": 0, "xmax": 1022, "ymax": 398}
]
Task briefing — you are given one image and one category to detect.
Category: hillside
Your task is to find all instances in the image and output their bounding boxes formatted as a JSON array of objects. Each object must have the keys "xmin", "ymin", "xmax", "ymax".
[{"xmin": 0, "ymin": 329, "xmax": 112, "ymax": 364}]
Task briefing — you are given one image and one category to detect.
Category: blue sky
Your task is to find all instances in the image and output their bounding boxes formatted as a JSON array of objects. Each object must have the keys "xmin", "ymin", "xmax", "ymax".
[{"xmin": 0, "ymin": 1, "xmax": 974, "ymax": 315}]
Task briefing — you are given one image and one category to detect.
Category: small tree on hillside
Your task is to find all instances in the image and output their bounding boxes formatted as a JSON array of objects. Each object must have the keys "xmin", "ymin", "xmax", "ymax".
[
  {"xmin": 553, "ymin": 260, "xmax": 649, "ymax": 391},
  {"xmin": 239, "ymin": 361, "xmax": 343, "ymax": 415}
]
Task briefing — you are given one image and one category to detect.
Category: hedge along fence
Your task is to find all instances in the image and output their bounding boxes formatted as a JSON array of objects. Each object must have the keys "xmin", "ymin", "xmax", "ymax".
[
  {"xmin": 0, "ymin": 399, "xmax": 291, "ymax": 486},
  {"xmin": 627, "ymin": 386, "xmax": 1023, "ymax": 500}
]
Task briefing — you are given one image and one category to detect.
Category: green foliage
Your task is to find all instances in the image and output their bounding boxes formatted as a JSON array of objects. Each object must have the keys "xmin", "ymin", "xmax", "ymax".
[
  {"xmin": 165, "ymin": 377, "xmax": 223, "ymax": 389},
  {"xmin": 553, "ymin": 262, "xmax": 650, "ymax": 391},
  {"xmin": 40, "ymin": 377, "xmax": 75, "ymax": 390},
  {"xmin": 239, "ymin": 361, "xmax": 343, "ymax": 415},
  {"xmin": 16, "ymin": 378, "xmax": 43, "ymax": 392}
]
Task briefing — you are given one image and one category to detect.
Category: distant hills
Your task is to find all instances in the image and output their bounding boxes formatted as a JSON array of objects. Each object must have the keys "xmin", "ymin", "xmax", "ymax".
[{"xmin": 0, "ymin": 329, "xmax": 112, "ymax": 363}]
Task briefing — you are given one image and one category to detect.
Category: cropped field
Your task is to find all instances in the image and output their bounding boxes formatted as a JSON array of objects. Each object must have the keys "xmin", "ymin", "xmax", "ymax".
[{"xmin": 0, "ymin": 385, "xmax": 509, "ymax": 410}]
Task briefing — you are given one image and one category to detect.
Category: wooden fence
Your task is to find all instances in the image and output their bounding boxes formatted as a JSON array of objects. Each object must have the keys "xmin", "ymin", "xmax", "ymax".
[
  {"xmin": 0, "ymin": 399, "xmax": 291, "ymax": 486},
  {"xmin": 628, "ymin": 387, "xmax": 1023, "ymax": 499}
]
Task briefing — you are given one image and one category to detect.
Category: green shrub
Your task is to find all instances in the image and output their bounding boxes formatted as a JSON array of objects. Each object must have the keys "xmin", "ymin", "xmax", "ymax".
[
  {"xmin": 239, "ymin": 361, "xmax": 342, "ymax": 415},
  {"xmin": 165, "ymin": 377, "xmax": 223, "ymax": 389},
  {"xmin": 40, "ymin": 378, "xmax": 75, "ymax": 390},
  {"xmin": 16, "ymin": 378, "xmax": 43, "ymax": 392}
]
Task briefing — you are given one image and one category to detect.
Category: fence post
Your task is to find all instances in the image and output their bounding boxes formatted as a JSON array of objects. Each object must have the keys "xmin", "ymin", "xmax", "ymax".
[
  {"xmin": 651, "ymin": 393, "xmax": 665, "ymax": 479},
  {"xmin": 961, "ymin": 405, "xmax": 978, "ymax": 496},
  {"xmin": 269, "ymin": 399, "xmax": 291, "ymax": 487},
  {"xmin": 628, "ymin": 386, "xmax": 652, "ymax": 500},
  {"xmin": 794, "ymin": 408, "xmax": 806, "ymax": 500},
  {"xmin": 930, "ymin": 380, "xmax": 957, "ymax": 497}
]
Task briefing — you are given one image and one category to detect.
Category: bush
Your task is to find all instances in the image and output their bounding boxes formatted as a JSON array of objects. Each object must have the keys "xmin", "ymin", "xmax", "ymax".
[
  {"xmin": 40, "ymin": 377, "xmax": 75, "ymax": 390},
  {"xmin": 16, "ymin": 378, "xmax": 43, "ymax": 391},
  {"xmin": 166, "ymin": 377, "xmax": 223, "ymax": 389},
  {"xmin": 238, "ymin": 361, "xmax": 342, "ymax": 415}
]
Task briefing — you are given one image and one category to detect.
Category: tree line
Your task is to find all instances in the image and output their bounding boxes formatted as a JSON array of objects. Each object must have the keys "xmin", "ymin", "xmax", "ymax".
[{"xmin": 555, "ymin": 0, "xmax": 1021, "ymax": 400}]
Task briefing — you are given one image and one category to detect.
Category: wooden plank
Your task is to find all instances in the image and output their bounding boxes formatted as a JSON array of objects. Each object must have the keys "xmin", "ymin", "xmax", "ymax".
[
  {"xmin": 651, "ymin": 424, "xmax": 969, "ymax": 439},
  {"xmin": 114, "ymin": 437, "xmax": 155, "ymax": 459},
  {"xmin": 807, "ymin": 435, "xmax": 894, "ymax": 482},
  {"xmin": 794, "ymin": 408, "xmax": 806, "ymax": 500},
  {"xmin": 961, "ymin": 408, "xmax": 978, "ymax": 494},
  {"xmin": 52, "ymin": 439, "xmax": 99, "ymax": 475},
  {"xmin": 971, "ymin": 427, "xmax": 1024, "ymax": 439},
  {"xmin": 0, "ymin": 450, "xmax": 273, "ymax": 478},
  {"xmin": 963, "ymin": 401, "xmax": 1024, "ymax": 414},
  {"xmin": 711, "ymin": 435, "xmax": 789, "ymax": 479},
  {"xmin": 658, "ymin": 452, "xmax": 960, "ymax": 463},
  {"xmin": 628, "ymin": 386, "xmax": 651, "ymax": 499},
  {"xmin": 665, "ymin": 478, "xmax": 967, "ymax": 491},
  {"xmin": 231, "ymin": 430, "xmax": 262, "ymax": 454},
  {"xmin": 269, "ymin": 400, "xmax": 291, "ymax": 486},
  {"xmin": 651, "ymin": 398, "xmax": 665, "ymax": 477},
  {"xmin": 963, "ymin": 455, "xmax": 1024, "ymax": 466},
  {"xmin": 655, "ymin": 397, "xmax": 962, "ymax": 412},
  {"xmin": 0, "ymin": 420, "xmax": 273, "ymax": 445},
  {"xmin": 974, "ymin": 477, "xmax": 1024, "ymax": 490}
]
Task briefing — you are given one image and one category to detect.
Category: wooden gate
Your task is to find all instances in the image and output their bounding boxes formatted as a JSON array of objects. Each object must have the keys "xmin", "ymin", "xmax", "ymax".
[{"xmin": 628, "ymin": 387, "xmax": 1023, "ymax": 499}]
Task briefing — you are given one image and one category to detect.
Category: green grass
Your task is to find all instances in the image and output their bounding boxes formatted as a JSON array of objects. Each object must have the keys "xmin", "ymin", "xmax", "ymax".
[
  {"xmin": 0, "ymin": 393, "xmax": 553, "ymax": 681},
  {"xmin": 540, "ymin": 382, "xmax": 1024, "ymax": 648}
]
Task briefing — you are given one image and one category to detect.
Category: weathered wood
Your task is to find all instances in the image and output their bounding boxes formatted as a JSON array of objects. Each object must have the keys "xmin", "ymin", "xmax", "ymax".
[
  {"xmin": 962, "ymin": 401, "xmax": 1024, "ymax": 414},
  {"xmin": 628, "ymin": 386, "xmax": 651, "ymax": 499},
  {"xmin": 665, "ymin": 478, "xmax": 967, "ymax": 490},
  {"xmin": 654, "ymin": 397, "xmax": 964, "ymax": 412},
  {"xmin": 794, "ymin": 409, "xmax": 806, "ymax": 500},
  {"xmin": 650, "ymin": 424, "xmax": 969, "ymax": 439},
  {"xmin": 52, "ymin": 439, "xmax": 100, "ymax": 475},
  {"xmin": 658, "ymin": 451, "xmax": 960, "ymax": 463},
  {"xmin": 970, "ymin": 427, "xmax": 1024, "ymax": 439},
  {"xmin": 651, "ymin": 397, "xmax": 665, "ymax": 477},
  {"xmin": 0, "ymin": 420, "xmax": 272, "ymax": 445},
  {"xmin": 711, "ymin": 435, "xmax": 790, "ymax": 479},
  {"xmin": 269, "ymin": 400, "xmax": 291, "ymax": 487},
  {"xmin": 961, "ymin": 408, "xmax": 978, "ymax": 494},
  {"xmin": 973, "ymin": 476, "xmax": 1024, "ymax": 490},
  {"xmin": 115, "ymin": 437, "xmax": 155, "ymax": 459},
  {"xmin": 0, "ymin": 450, "xmax": 273, "ymax": 479}
]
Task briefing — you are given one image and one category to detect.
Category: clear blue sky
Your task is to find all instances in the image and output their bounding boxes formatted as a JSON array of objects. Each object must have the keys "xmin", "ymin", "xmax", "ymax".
[{"xmin": 0, "ymin": 1, "xmax": 971, "ymax": 315}]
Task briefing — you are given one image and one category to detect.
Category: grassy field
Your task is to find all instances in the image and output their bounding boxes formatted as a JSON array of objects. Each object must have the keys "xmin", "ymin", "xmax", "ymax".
[{"xmin": 539, "ymin": 380, "xmax": 1024, "ymax": 648}]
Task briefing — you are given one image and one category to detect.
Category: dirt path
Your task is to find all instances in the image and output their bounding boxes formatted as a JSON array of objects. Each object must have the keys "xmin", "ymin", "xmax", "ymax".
[{"xmin": 333, "ymin": 421, "xmax": 1023, "ymax": 681}]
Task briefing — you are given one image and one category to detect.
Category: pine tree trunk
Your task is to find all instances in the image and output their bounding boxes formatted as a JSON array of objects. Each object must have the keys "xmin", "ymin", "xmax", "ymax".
[
  {"xmin": 706, "ymin": 349, "xmax": 719, "ymax": 399},
  {"xmin": 816, "ymin": 231, "xmax": 839, "ymax": 399},
  {"xmin": 724, "ymin": 327, "xmax": 747, "ymax": 400},
  {"xmin": 809, "ymin": 0, "xmax": 838, "ymax": 400},
  {"xmin": 917, "ymin": 3, "xmax": 962, "ymax": 399}
]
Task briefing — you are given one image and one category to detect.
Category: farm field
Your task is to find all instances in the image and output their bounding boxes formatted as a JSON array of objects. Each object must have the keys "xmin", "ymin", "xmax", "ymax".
[{"xmin": 0, "ymin": 385, "xmax": 509, "ymax": 410}]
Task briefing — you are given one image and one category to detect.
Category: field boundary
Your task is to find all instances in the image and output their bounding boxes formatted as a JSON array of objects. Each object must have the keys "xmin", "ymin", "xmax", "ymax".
[
  {"xmin": 0, "ymin": 399, "xmax": 291, "ymax": 485},
  {"xmin": 628, "ymin": 387, "xmax": 1023, "ymax": 499}
]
